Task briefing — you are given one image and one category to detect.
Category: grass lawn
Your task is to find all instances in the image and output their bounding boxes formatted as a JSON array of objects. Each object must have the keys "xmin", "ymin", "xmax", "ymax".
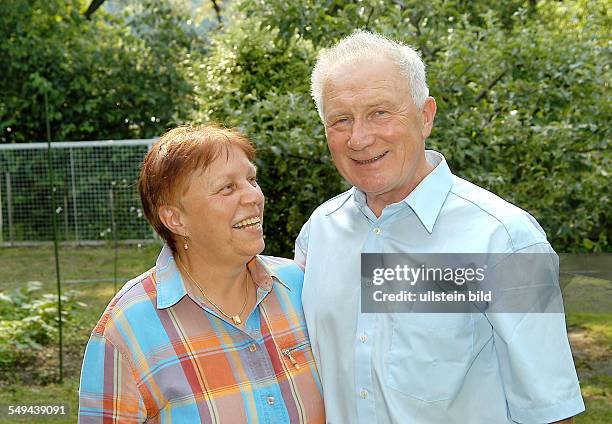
[
  {"xmin": 0, "ymin": 246, "xmax": 610, "ymax": 423},
  {"xmin": 0, "ymin": 245, "xmax": 160, "ymax": 423}
]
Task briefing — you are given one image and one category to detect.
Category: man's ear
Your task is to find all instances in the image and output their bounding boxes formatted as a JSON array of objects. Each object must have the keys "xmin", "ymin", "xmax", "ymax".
[
  {"xmin": 420, "ymin": 96, "xmax": 437, "ymax": 139},
  {"xmin": 158, "ymin": 205, "xmax": 186, "ymax": 237}
]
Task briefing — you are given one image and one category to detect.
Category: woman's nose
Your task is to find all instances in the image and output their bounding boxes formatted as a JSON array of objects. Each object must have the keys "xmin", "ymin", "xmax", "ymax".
[{"xmin": 242, "ymin": 182, "xmax": 264, "ymax": 206}]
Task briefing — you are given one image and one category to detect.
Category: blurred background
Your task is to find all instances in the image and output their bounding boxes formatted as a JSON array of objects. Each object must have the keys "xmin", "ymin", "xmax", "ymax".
[{"xmin": 0, "ymin": 0, "xmax": 609, "ymax": 422}]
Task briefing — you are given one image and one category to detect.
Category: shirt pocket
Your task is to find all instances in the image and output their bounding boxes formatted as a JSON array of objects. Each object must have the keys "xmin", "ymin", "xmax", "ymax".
[
  {"xmin": 386, "ymin": 313, "xmax": 475, "ymax": 402},
  {"xmin": 280, "ymin": 339, "xmax": 314, "ymax": 371}
]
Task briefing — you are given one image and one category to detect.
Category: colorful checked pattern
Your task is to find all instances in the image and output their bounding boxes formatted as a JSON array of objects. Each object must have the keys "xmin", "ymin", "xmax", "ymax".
[{"xmin": 79, "ymin": 245, "xmax": 324, "ymax": 423}]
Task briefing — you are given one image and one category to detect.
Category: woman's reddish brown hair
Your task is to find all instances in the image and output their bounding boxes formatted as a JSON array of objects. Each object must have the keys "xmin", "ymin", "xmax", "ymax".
[{"xmin": 138, "ymin": 124, "xmax": 255, "ymax": 252}]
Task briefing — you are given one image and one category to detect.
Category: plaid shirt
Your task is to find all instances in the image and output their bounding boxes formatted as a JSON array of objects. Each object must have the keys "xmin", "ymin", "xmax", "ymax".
[{"xmin": 78, "ymin": 245, "xmax": 324, "ymax": 423}]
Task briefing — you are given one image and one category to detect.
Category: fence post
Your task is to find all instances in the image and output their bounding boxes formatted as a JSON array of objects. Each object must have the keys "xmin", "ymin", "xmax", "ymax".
[
  {"xmin": 147, "ymin": 141, "xmax": 158, "ymax": 240},
  {"xmin": 44, "ymin": 88, "xmax": 63, "ymax": 384},
  {"xmin": 69, "ymin": 148, "xmax": 79, "ymax": 242},
  {"xmin": 64, "ymin": 177, "xmax": 69, "ymax": 242},
  {"xmin": 0, "ymin": 172, "xmax": 3, "ymax": 244},
  {"xmin": 109, "ymin": 185, "xmax": 118, "ymax": 292},
  {"xmin": 6, "ymin": 172, "xmax": 13, "ymax": 246}
]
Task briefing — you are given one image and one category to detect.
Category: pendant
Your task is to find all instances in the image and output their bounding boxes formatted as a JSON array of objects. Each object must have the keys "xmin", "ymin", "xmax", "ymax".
[{"xmin": 232, "ymin": 315, "xmax": 242, "ymax": 325}]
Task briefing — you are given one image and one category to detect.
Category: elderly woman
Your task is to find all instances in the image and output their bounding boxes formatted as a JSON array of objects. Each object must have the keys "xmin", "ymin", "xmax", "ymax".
[{"xmin": 78, "ymin": 125, "xmax": 324, "ymax": 423}]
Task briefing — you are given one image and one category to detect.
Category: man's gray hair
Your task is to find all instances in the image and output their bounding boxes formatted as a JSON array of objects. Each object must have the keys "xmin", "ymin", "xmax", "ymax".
[{"xmin": 310, "ymin": 30, "xmax": 429, "ymax": 121}]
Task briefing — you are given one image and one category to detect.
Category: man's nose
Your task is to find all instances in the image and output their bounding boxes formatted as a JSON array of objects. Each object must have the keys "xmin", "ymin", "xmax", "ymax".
[{"xmin": 347, "ymin": 118, "xmax": 375, "ymax": 150}]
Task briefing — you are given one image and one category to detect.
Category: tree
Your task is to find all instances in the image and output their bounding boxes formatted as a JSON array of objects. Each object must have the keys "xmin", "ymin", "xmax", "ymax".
[
  {"xmin": 195, "ymin": 0, "xmax": 610, "ymax": 255},
  {"xmin": 0, "ymin": 0, "xmax": 206, "ymax": 143}
]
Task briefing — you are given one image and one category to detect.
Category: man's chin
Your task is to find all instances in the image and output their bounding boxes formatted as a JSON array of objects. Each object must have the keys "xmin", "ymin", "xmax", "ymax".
[{"xmin": 354, "ymin": 182, "xmax": 392, "ymax": 197}]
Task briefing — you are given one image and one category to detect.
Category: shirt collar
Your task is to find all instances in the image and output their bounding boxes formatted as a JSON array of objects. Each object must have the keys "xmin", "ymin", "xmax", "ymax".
[
  {"xmin": 155, "ymin": 244, "xmax": 187, "ymax": 309},
  {"xmin": 155, "ymin": 244, "xmax": 289, "ymax": 309},
  {"xmin": 349, "ymin": 149, "xmax": 453, "ymax": 233}
]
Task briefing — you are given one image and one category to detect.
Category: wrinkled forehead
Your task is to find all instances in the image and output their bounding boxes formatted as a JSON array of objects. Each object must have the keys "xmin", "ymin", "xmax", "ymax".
[
  {"xmin": 322, "ymin": 56, "xmax": 407, "ymax": 108},
  {"xmin": 327, "ymin": 53, "xmax": 388, "ymax": 79},
  {"xmin": 165, "ymin": 143, "xmax": 251, "ymax": 203},
  {"xmin": 183, "ymin": 144, "xmax": 255, "ymax": 186}
]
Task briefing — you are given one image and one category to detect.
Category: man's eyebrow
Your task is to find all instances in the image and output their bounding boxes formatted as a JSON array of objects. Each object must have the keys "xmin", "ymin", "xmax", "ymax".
[
  {"xmin": 325, "ymin": 99, "xmax": 393, "ymax": 116},
  {"xmin": 364, "ymin": 97, "xmax": 394, "ymax": 107}
]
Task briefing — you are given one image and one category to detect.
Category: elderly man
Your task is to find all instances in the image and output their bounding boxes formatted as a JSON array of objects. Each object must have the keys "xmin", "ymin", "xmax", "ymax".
[{"xmin": 295, "ymin": 30, "xmax": 584, "ymax": 423}]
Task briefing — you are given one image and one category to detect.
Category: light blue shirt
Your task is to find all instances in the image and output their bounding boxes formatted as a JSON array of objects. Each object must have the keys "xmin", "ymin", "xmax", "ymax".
[{"xmin": 295, "ymin": 150, "xmax": 585, "ymax": 423}]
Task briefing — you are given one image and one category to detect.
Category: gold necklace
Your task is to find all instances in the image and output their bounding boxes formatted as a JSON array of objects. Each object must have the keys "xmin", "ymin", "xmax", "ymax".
[{"xmin": 177, "ymin": 258, "xmax": 249, "ymax": 325}]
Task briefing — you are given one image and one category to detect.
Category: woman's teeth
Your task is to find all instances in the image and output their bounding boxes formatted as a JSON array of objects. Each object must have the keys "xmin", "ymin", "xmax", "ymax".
[{"xmin": 233, "ymin": 217, "xmax": 261, "ymax": 229}]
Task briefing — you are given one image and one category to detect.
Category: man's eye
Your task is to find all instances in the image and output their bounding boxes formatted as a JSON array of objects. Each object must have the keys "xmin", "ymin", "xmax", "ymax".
[
  {"xmin": 334, "ymin": 117, "xmax": 350, "ymax": 126},
  {"xmin": 248, "ymin": 176, "xmax": 258, "ymax": 186},
  {"xmin": 374, "ymin": 110, "xmax": 389, "ymax": 117}
]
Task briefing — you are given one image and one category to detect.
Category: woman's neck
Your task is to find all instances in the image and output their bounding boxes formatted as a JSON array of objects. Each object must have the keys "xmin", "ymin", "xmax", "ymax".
[{"xmin": 175, "ymin": 248, "xmax": 250, "ymax": 302}]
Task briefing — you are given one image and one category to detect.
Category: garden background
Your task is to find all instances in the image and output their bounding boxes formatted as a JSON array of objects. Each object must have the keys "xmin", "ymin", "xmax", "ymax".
[{"xmin": 0, "ymin": 0, "xmax": 610, "ymax": 422}]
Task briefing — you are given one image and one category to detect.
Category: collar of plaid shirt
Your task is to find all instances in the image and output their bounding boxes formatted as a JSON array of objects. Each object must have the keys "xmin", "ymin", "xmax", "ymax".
[
  {"xmin": 78, "ymin": 244, "xmax": 325, "ymax": 423},
  {"xmin": 155, "ymin": 243, "xmax": 288, "ymax": 309}
]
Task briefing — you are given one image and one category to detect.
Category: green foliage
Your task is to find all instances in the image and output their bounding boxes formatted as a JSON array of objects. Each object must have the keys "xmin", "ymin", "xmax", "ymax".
[
  {"xmin": 0, "ymin": 0, "xmax": 205, "ymax": 143},
  {"xmin": 196, "ymin": 0, "xmax": 610, "ymax": 255},
  {"xmin": 0, "ymin": 281, "xmax": 85, "ymax": 380},
  {"xmin": 422, "ymin": 2, "xmax": 611, "ymax": 253},
  {"xmin": 0, "ymin": 0, "xmax": 208, "ymax": 243},
  {"xmin": 194, "ymin": 19, "xmax": 346, "ymax": 254},
  {"xmin": 1, "ymin": 0, "xmax": 608, "ymax": 254}
]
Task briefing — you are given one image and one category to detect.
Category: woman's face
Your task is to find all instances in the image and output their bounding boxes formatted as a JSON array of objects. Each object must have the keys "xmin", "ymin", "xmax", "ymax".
[{"xmin": 178, "ymin": 145, "xmax": 265, "ymax": 264}]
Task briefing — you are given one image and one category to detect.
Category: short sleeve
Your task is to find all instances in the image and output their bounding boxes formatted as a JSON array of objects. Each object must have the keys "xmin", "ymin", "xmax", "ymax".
[
  {"xmin": 294, "ymin": 218, "xmax": 311, "ymax": 268},
  {"xmin": 487, "ymin": 243, "xmax": 585, "ymax": 423},
  {"xmin": 78, "ymin": 333, "xmax": 147, "ymax": 423}
]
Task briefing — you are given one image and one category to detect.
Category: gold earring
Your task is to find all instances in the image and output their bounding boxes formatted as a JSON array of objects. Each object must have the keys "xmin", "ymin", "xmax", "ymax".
[{"xmin": 183, "ymin": 235, "xmax": 189, "ymax": 250}]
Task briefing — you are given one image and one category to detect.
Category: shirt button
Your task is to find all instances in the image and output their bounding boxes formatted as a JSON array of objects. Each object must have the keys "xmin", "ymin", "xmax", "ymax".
[
  {"xmin": 373, "ymin": 227, "xmax": 381, "ymax": 235},
  {"xmin": 360, "ymin": 334, "xmax": 368, "ymax": 343},
  {"xmin": 360, "ymin": 389, "xmax": 369, "ymax": 399},
  {"xmin": 267, "ymin": 396, "xmax": 275, "ymax": 405},
  {"xmin": 249, "ymin": 344, "xmax": 257, "ymax": 352}
]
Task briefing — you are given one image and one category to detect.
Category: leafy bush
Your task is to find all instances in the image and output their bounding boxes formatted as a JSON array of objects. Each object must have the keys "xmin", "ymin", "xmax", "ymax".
[
  {"xmin": 0, "ymin": 281, "xmax": 85, "ymax": 381},
  {"xmin": 195, "ymin": 0, "xmax": 610, "ymax": 255},
  {"xmin": 0, "ymin": 0, "xmax": 206, "ymax": 143},
  {"xmin": 193, "ymin": 18, "xmax": 346, "ymax": 254},
  {"xmin": 0, "ymin": 0, "xmax": 608, "ymax": 254}
]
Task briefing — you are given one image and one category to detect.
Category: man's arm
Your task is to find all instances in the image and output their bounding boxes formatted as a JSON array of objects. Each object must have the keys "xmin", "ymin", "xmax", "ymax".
[
  {"xmin": 294, "ymin": 219, "xmax": 310, "ymax": 267},
  {"xmin": 486, "ymin": 243, "xmax": 585, "ymax": 423}
]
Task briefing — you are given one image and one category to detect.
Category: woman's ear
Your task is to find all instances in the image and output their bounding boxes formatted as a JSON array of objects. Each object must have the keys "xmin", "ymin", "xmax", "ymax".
[{"xmin": 158, "ymin": 205, "xmax": 186, "ymax": 237}]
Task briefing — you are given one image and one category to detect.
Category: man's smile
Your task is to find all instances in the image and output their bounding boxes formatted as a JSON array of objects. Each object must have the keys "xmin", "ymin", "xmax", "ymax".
[{"xmin": 352, "ymin": 150, "xmax": 389, "ymax": 165}]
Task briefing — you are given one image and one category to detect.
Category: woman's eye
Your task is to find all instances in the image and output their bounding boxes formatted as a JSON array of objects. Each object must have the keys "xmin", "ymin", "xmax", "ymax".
[
  {"xmin": 220, "ymin": 183, "xmax": 235, "ymax": 194},
  {"xmin": 248, "ymin": 176, "xmax": 258, "ymax": 186}
]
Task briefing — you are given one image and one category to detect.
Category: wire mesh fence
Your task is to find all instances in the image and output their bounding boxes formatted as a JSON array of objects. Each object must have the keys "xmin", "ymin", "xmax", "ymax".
[{"xmin": 0, "ymin": 139, "xmax": 157, "ymax": 245}]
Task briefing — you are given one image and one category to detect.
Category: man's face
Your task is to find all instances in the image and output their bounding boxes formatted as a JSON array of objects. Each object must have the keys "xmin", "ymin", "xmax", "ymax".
[{"xmin": 322, "ymin": 56, "xmax": 436, "ymax": 207}]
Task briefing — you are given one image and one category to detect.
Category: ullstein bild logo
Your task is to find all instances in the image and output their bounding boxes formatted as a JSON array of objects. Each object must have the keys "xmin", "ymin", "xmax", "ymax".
[{"xmin": 361, "ymin": 253, "xmax": 565, "ymax": 313}]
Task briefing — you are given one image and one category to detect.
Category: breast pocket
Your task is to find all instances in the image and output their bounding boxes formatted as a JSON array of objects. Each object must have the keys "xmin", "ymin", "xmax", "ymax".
[
  {"xmin": 387, "ymin": 313, "xmax": 475, "ymax": 402},
  {"xmin": 280, "ymin": 339, "xmax": 315, "ymax": 372}
]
